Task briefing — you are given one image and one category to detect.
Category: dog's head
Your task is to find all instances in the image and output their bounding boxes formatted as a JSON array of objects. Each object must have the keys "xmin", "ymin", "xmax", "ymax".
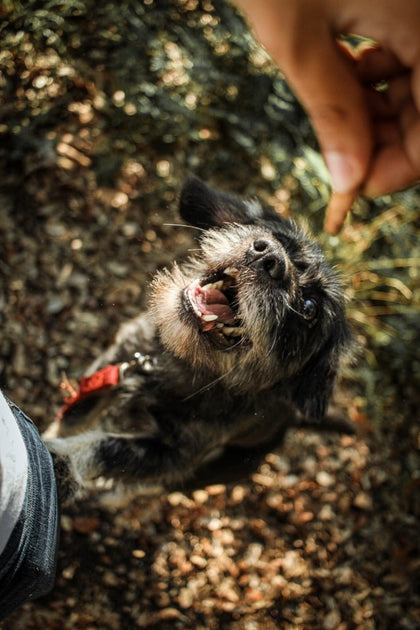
[{"xmin": 152, "ymin": 177, "xmax": 351, "ymax": 420}]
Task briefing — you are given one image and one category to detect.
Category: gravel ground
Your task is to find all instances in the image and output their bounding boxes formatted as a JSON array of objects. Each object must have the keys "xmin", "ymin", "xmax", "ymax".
[
  {"xmin": 1, "ymin": 1, "xmax": 419, "ymax": 628},
  {"xmin": 1, "ymin": 148, "xmax": 419, "ymax": 630}
]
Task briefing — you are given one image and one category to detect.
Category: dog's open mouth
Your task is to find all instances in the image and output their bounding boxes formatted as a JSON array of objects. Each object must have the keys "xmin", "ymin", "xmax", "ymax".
[{"xmin": 183, "ymin": 267, "xmax": 247, "ymax": 348}]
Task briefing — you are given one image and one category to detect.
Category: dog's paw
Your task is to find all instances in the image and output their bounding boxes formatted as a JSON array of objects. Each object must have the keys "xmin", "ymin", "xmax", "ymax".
[
  {"xmin": 45, "ymin": 430, "xmax": 104, "ymax": 502},
  {"xmin": 49, "ymin": 451, "xmax": 81, "ymax": 502}
]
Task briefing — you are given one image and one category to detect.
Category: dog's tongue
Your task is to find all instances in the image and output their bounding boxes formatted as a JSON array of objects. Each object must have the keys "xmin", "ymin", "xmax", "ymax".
[{"xmin": 195, "ymin": 287, "xmax": 235, "ymax": 326}]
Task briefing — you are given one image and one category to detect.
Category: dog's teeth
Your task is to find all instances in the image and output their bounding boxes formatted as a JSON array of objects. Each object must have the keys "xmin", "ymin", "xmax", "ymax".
[
  {"xmin": 187, "ymin": 289, "xmax": 202, "ymax": 317},
  {"xmin": 224, "ymin": 267, "xmax": 239, "ymax": 278},
  {"xmin": 202, "ymin": 314, "xmax": 218, "ymax": 322},
  {"xmin": 202, "ymin": 280, "xmax": 224, "ymax": 291},
  {"xmin": 222, "ymin": 326, "xmax": 244, "ymax": 337}
]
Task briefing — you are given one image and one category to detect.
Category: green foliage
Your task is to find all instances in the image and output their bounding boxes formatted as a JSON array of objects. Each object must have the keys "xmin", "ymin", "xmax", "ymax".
[{"xmin": 0, "ymin": 0, "xmax": 310, "ymax": 181}]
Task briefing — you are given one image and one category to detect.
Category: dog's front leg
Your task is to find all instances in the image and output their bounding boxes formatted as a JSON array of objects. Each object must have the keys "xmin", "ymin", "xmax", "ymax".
[{"xmin": 44, "ymin": 429, "xmax": 205, "ymax": 501}]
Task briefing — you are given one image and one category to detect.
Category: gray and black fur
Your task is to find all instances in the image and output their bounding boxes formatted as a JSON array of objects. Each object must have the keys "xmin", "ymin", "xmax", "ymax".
[{"xmin": 45, "ymin": 177, "xmax": 352, "ymax": 500}]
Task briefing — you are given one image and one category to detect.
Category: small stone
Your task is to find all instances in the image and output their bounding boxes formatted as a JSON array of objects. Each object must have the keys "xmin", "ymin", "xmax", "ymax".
[
  {"xmin": 353, "ymin": 491, "xmax": 373, "ymax": 511},
  {"xmin": 102, "ymin": 571, "xmax": 119, "ymax": 587},
  {"xmin": 282, "ymin": 474, "xmax": 299, "ymax": 487},
  {"xmin": 167, "ymin": 492, "xmax": 193, "ymax": 507},
  {"xmin": 252, "ymin": 473, "xmax": 274, "ymax": 487},
  {"xmin": 157, "ymin": 608, "xmax": 184, "ymax": 621},
  {"xmin": 60, "ymin": 515, "xmax": 73, "ymax": 532},
  {"xmin": 207, "ymin": 517, "xmax": 222, "ymax": 531},
  {"xmin": 206, "ymin": 484, "xmax": 226, "ymax": 495},
  {"xmin": 47, "ymin": 296, "xmax": 66, "ymax": 314},
  {"xmin": 316, "ymin": 471, "xmax": 335, "ymax": 487},
  {"xmin": 246, "ymin": 588, "xmax": 264, "ymax": 602},
  {"xmin": 323, "ymin": 609, "xmax": 341, "ymax": 629},
  {"xmin": 167, "ymin": 491, "xmax": 184, "ymax": 506},
  {"xmin": 335, "ymin": 566, "xmax": 354, "ymax": 585},
  {"xmin": 230, "ymin": 485, "xmax": 247, "ymax": 503},
  {"xmin": 319, "ymin": 504, "xmax": 335, "ymax": 520},
  {"xmin": 192, "ymin": 489, "xmax": 209, "ymax": 504},
  {"xmin": 294, "ymin": 511, "xmax": 314, "ymax": 524},
  {"xmin": 178, "ymin": 587, "xmax": 194, "ymax": 609},
  {"xmin": 73, "ymin": 516, "xmax": 100, "ymax": 534},
  {"xmin": 191, "ymin": 555, "xmax": 207, "ymax": 568}
]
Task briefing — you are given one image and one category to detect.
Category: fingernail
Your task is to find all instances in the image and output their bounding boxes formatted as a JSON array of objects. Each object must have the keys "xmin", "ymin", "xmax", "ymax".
[{"xmin": 324, "ymin": 151, "xmax": 360, "ymax": 193}]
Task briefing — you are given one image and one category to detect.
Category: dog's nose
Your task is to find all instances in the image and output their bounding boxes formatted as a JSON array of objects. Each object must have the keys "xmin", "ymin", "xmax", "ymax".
[{"xmin": 247, "ymin": 238, "xmax": 288, "ymax": 281}]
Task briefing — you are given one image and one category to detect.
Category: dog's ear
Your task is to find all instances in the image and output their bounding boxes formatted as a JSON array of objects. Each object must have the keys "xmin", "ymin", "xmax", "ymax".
[
  {"xmin": 289, "ymin": 348, "xmax": 339, "ymax": 422},
  {"xmin": 179, "ymin": 176, "xmax": 264, "ymax": 228}
]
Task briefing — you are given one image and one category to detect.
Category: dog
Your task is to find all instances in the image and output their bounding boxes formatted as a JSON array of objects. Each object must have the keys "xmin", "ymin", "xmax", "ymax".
[{"xmin": 45, "ymin": 177, "xmax": 352, "ymax": 500}]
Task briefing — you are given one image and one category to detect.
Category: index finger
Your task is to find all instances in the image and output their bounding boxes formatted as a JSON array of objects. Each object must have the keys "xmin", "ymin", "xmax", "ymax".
[{"xmin": 324, "ymin": 190, "xmax": 358, "ymax": 234}]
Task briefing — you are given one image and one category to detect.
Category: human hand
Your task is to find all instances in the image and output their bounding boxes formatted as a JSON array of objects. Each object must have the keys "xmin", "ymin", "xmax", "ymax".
[{"xmin": 234, "ymin": 0, "xmax": 420, "ymax": 233}]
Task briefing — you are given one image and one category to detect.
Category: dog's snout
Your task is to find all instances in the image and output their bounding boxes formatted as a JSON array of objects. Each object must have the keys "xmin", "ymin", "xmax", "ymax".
[{"xmin": 247, "ymin": 238, "xmax": 288, "ymax": 281}]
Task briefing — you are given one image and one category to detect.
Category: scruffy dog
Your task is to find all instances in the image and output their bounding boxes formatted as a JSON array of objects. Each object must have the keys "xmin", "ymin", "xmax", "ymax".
[{"xmin": 45, "ymin": 177, "xmax": 352, "ymax": 499}]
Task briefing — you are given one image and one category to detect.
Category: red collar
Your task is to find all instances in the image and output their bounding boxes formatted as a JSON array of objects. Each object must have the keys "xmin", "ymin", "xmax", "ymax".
[{"xmin": 57, "ymin": 353, "xmax": 155, "ymax": 421}]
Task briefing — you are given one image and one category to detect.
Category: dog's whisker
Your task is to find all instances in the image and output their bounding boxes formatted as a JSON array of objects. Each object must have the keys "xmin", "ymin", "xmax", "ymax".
[
  {"xmin": 163, "ymin": 223, "xmax": 206, "ymax": 233},
  {"xmin": 267, "ymin": 328, "xmax": 280, "ymax": 357},
  {"xmin": 282, "ymin": 295, "xmax": 303, "ymax": 319},
  {"xmin": 182, "ymin": 367, "xmax": 236, "ymax": 401}
]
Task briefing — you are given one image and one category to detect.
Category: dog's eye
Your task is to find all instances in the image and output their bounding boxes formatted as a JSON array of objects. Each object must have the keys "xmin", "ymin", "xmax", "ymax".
[{"xmin": 302, "ymin": 298, "xmax": 318, "ymax": 322}]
